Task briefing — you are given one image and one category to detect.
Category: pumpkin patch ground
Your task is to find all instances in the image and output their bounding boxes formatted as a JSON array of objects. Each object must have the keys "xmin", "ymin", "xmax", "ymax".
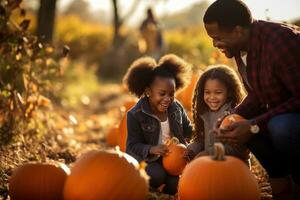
[{"xmin": 0, "ymin": 84, "xmax": 272, "ymax": 200}]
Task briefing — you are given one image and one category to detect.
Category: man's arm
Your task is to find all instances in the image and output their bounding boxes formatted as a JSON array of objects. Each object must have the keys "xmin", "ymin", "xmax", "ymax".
[
  {"xmin": 234, "ymin": 92, "xmax": 262, "ymax": 119},
  {"xmin": 250, "ymin": 27, "xmax": 300, "ymax": 129}
]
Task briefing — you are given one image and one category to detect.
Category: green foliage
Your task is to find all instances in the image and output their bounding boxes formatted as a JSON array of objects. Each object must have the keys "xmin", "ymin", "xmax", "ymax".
[
  {"xmin": 0, "ymin": 0, "xmax": 62, "ymax": 145},
  {"xmin": 55, "ymin": 14, "xmax": 112, "ymax": 65},
  {"xmin": 161, "ymin": 1, "xmax": 209, "ymax": 29},
  {"xmin": 165, "ymin": 26, "xmax": 222, "ymax": 70}
]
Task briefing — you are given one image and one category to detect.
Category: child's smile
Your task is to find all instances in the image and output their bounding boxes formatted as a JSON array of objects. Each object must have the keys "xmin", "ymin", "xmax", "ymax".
[
  {"xmin": 207, "ymin": 101, "xmax": 222, "ymax": 110},
  {"xmin": 158, "ymin": 101, "xmax": 170, "ymax": 111}
]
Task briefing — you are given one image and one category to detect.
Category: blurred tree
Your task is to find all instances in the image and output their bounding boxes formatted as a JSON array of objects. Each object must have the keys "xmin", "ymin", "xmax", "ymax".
[
  {"xmin": 111, "ymin": 0, "xmax": 140, "ymax": 47},
  {"xmin": 97, "ymin": 0, "xmax": 142, "ymax": 79},
  {"xmin": 112, "ymin": 0, "xmax": 121, "ymax": 47},
  {"xmin": 36, "ymin": 0, "xmax": 57, "ymax": 43}
]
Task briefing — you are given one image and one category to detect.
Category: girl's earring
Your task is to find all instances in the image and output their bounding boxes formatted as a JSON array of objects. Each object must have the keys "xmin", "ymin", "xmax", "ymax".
[{"xmin": 146, "ymin": 93, "xmax": 150, "ymax": 97}]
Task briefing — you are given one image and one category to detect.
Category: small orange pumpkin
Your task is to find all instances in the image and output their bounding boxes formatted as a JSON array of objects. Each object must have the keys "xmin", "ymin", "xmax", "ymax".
[
  {"xmin": 162, "ymin": 137, "xmax": 188, "ymax": 176},
  {"xmin": 9, "ymin": 162, "xmax": 70, "ymax": 200},
  {"xmin": 63, "ymin": 149, "xmax": 149, "ymax": 200},
  {"xmin": 178, "ymin": 143, "xmax": 260, "ymax": 200},
  {"xmin": 220, "ymin": 114, "xmax": 245, "ymax": 130},
  {"xmin": 117, "ymin": 113, "xmax": 127, "ymax": 151}
]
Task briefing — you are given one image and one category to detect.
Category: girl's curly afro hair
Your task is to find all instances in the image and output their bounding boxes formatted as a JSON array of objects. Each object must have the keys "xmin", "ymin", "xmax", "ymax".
[{"xmin": 123, "ymin": 54, "xmax": 191, "ymax": 97}]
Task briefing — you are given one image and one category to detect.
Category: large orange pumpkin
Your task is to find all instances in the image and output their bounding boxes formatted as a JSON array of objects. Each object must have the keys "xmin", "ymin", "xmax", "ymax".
[
  {"xmin": 63, "ymin": 149, "xmax": 149, "ymax": 200},
  {"xmin": 178, "ymin": 143, "xmax": 260, "ymax": 200},
  {"xmin": 118, "ymin": 99, "xmax": 138, "ymax": 151},
  {"xmin": 176, "ymin": 73, "xmax": 200, "ymax": 111},
  {"xmin": 106, "ymin": 125, "xmax": 119, "ymax": 146},
  {"xmin": 117, "ymin": 113, "xmax": 127, "ymax": 151},
  {"xmin": 9, "ymin": 162, "xmax": 70, "ymax": 200},
  {"xmin": 162, "ymin": 137, "xmax": 188, "ymax": 176},
  {"xmin": 220, "ymin": 114, "xmax": 245, "ymax": 130},
  {"xmin": 120, "ymin": 99, "xmax": 137, "ymax": 112}
]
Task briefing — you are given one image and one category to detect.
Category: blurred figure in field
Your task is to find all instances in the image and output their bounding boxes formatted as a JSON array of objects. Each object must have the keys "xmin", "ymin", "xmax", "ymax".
[{"xmin": 138, "ymin": 8, "xmax": 165, "ymax": 60}]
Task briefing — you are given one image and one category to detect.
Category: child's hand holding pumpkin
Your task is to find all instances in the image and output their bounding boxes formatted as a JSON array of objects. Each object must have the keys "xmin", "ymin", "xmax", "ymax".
[{"xmin": 149, "ymin": 144, "xmax": 170, "ymax": 156}]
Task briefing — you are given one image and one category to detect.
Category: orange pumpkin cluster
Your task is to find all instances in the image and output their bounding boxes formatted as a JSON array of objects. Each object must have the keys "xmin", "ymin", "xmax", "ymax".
[{"xmin": 8, "ymin": 149, "xmax": 149, "ymax": 200}]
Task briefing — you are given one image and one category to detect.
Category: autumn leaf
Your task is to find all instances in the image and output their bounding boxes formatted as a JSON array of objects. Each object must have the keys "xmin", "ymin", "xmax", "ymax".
[
  {"xmin": 20, "ymin": 8, "xmax": 26, "ymax": 17},
  {"xmin": 62, "ymin": 45, "xmax": 70, "ymax": 57},
  {"xmin": 19, "ymin": 19, "xmax": 30, "ymax": 31},
  {"xmin": 0, "ymin": 5, "xmax": 6, "ymax": 16}
]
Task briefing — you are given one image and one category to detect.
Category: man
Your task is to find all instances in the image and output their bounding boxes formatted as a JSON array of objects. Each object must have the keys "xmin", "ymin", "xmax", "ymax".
[
  {"xmin": 203, "ymin": 0, "xmax": 300, "ymax": 199},
  {"xmin": 139, "ymin": 8, "xmax": 164, "ymax": 60}
]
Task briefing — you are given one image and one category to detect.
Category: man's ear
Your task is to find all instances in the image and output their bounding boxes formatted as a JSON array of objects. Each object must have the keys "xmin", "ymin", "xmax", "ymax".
[
  {"xmin": 145, "ymin": 87, "xmax": 151, "ymax": 97},
  {"xmin": 233, "ymin": 26, "xmax": 245, "ymax": 38}
]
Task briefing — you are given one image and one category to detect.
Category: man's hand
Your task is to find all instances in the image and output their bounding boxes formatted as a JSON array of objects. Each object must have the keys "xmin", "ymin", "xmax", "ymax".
[
  {"xmin": 183, "ymin": 148, "xmax": 195, "ymax": 161},
  {"xmin": 212, "ymin": 111, "xmax": 231, "ymax": 136},
  {"xmin": 215, "ymin": 120, "xmax": 253, "ymax": 145},
  {"xmin": 149, "ymin": 144, "xmax": 170, "ymax": 156}
]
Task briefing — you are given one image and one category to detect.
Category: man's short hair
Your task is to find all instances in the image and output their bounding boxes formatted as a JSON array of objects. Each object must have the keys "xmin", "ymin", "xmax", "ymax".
[{"xmin": 203, "ymin": 0, "xmax": 252, "ymax": 31}]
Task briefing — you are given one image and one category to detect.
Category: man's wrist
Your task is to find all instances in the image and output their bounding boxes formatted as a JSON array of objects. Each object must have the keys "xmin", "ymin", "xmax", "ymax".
[
  {"xmin": 149, "ymin": 146, "xmax": 154, "ymax": 155},
  {"xmin": 249, "ymin": 119, "xmax": 259, "ymax": 134}
]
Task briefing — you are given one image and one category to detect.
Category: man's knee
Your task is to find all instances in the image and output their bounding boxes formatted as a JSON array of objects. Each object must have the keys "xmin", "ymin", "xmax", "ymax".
[
  {"xmin": 268, "ymin": 115, "xmax": 294, "ymax": 147},
  {"xmin": 268, "ymin": 115, "xmax": 290, "ymax": 136},
  {"xmin": 268, "ymin": 114, "xmax": 300, "ymax": 156}
]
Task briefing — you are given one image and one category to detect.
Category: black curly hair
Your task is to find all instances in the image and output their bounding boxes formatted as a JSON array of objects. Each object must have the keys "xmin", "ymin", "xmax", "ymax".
[
  {"xmin": 203, "ymin": 0, "xmax": 252, "ymax": 31},
  {"xmin": 192, "ymin": 65, "xmax": 245, "ymax": 142},
  {"xmin": 123, "ymin": 54, "xmax": 191, "ymax": 98}
]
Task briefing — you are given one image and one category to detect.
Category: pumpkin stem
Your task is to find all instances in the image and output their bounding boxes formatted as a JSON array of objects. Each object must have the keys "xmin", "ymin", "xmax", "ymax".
[
  {"xmin": 115, "ymin": 146, "xmax": 121, "ymax": 154},
  {"xmin": 212, "ymin": 143, "xmax": 225, "ymax": 161},
  {"xmin": 165, "ymin": 137, "xmax": 179, "ymax": 146},
  {"xmin": 139, "ymin": 161, "xmax": 147, "ymax": 170}
]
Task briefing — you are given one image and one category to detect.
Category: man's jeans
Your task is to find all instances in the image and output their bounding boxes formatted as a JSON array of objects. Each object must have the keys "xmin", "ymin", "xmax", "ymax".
[{"xmin": 247, "ymin": 113, "xmax": 300, "ymax": 184}]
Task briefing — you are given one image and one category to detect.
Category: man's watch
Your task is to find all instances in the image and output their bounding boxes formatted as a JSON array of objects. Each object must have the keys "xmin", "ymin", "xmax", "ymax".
[{"xmin": 249, "ymin": 120, "xmax": 260, "ymax": 134}]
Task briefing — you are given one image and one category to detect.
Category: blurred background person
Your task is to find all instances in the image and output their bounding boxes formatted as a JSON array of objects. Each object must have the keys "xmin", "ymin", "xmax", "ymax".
[{"xmin": 138, "ymin": 8, "xmax": 165, "ymax": 60}]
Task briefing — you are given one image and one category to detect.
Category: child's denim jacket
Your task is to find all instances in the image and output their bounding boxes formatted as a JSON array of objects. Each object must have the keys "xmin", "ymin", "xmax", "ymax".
[{"xmin": 126, "ymin": 97, "xmax": 192, "ymax": 162}]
